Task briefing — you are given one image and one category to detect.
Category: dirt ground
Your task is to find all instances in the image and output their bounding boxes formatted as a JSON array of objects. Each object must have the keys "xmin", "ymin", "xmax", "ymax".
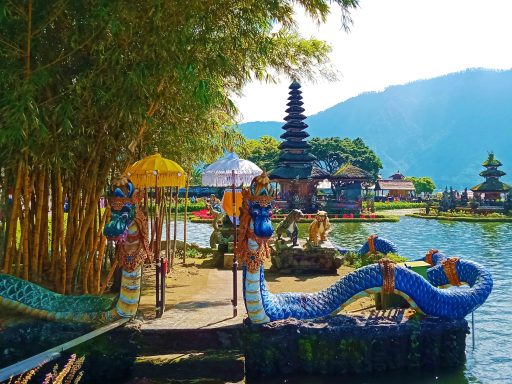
[{"xmin": 139, "ymin": 257, "xmax": 373, "ymax": 320}]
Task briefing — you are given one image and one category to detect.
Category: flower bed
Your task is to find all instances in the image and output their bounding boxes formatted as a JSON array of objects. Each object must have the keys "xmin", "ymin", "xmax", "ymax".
[{"xmin": 407, "ymin": 213, "xmax": 512, "ymax": 222}]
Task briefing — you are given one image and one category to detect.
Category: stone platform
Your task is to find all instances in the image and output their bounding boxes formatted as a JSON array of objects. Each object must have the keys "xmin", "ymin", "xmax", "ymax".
[
  {"xmin": 243, "ymin": 313, "xmax": 469, "ymax": 378},
  {"xmin": 271, "ymin": 239, "xmax": 343, "ymax": 274}
]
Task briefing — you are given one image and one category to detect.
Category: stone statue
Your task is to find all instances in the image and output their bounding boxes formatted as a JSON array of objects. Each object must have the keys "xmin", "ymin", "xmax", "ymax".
[
  {"xmin": 308, "ymin": 210, "xmax": 331, "ymax": 246},
  {"xmin": 275, "ymin": 209, "xmax": 304, "ymax": 246}
]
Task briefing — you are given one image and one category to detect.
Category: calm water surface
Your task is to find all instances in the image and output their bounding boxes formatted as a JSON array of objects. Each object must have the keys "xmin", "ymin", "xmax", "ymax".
[{"xmin": 172, "ymin": 217, "xmax": 512, "ymax": 384}]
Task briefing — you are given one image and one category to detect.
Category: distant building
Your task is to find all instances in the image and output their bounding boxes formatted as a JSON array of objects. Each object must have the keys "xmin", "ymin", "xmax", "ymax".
[
  {"xmin": 470, "ymin": 152, "xmax": 510, "ymax": 201},
  {"xmin": 326, "ymin": 164, "xmax": 371, "ymax": 213},
  {"xmin": 375, "ymin": 171, "xmax": 416, "ymax": 200}
]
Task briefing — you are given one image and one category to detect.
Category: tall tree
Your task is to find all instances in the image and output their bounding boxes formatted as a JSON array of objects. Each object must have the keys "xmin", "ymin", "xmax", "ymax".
[
  {"xmin": 405, "ymin": 176, "xmax": 436, "ymax": 194},
  {"xmin": 240, "ymin": 136, "xmax": 281, "ymax": 172},
  {"xmin": 310, "ymin": 137, "xmax": 382, "ymax": 178}
]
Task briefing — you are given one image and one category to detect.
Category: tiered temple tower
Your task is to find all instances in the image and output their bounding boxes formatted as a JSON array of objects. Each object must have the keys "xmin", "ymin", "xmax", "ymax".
[
  {"xmin": 471, "ymin": 152, "xmax": 510, "ymax": 201},
  {"xmin": 269, "ymin": 81, "xmax": 328, "ymax": 212}
]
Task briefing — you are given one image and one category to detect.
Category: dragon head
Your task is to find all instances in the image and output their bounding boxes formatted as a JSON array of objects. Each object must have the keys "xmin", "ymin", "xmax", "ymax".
[
  {"xmin": 104, "ymin": 176, "xmax": 139, "ymax": 242},
  {"xmin": 245, "ymin": 172, "xmax": 276, "ymax": 239}
]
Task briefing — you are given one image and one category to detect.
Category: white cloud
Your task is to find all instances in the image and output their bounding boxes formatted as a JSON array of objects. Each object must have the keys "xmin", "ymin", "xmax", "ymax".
[{"xmin": 234, "ymin": 0, "xmax": 512, "ymax": 122}]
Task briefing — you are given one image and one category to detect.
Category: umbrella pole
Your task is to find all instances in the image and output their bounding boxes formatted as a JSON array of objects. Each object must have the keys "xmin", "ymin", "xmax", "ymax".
[
  {"xmin": 183, "ymin": 166, "xmax": 191, "ymax": 264},
  {"xmin": 231, "ymin": 170, "xmax": 238, "ymax": 318},
  {"xmin": 166, "ymin": 187, "xmax": 171, "ymax": 265},
  {"xmin": 172, "ymin": 187, "xmax": 179, "ymax": 268},
  {"xmin": 155, "ymin": 176, "xmax": 165, "ymax": 318}
]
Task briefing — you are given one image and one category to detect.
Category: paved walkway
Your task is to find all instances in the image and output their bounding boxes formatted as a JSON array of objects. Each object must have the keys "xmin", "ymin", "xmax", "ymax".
[
  {"xmin": 142, "ymin": 268, "xmax": 245, "ymax": 330},
  {"xmin": 378, "ymin": 208, "xmax": 421, "ymax": 216}
]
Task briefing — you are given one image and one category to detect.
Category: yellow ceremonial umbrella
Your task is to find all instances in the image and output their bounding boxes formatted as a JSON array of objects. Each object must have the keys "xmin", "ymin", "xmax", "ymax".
[
  {"xmin": 124, "ymin": 152, "xmax": 186, "ymax": 318},
  {"xmin": 125, "ymin": 153, "xmax": 186, "ymax": 188}
]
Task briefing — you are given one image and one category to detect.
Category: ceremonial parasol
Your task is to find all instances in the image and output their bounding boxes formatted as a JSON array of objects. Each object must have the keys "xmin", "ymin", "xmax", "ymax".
[
  {"xmin": 202, "ymin": 152, "xmax": 262, "ymax": 317},
  {"xmin": 124, "ymin": 152, "xmax": 186, "ymax": 318}
]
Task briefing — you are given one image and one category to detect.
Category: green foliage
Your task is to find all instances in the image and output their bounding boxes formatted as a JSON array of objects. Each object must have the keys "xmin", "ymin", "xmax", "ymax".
[
  {"xmin": 1, "ymin": 0, "xmax": 360, "ymax": 173},
  {"xmin": 309, "ymin": 137, "xmax": 382, "ymax": 178},
  {"xmin": 374, "ymin": 202, "xmax": 425, "ymax": 210},
  {"xmin": 239, "ymin": 135, "xmax": 281, "ymax": 172},
  {"xmin": 343, "ymin": 251, "xmax": 407, "ymax": 269},
  {"xmin": 404, "ymin": 176, "xmax": 436, "ymax": 194}
]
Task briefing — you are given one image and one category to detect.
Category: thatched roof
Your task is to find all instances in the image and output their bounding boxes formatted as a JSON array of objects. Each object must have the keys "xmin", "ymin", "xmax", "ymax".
[
  {"xmin": 482, "ymin": 153, "xmax": 502, "ymax": 167},
  {"xmin": 375, "ymin": 180, "xmax": 415, "ymax": 191},
  {"xmin": 331, "ymin": 164, "xmax": 371, "ymax": 180},
  {"xmin": 479, "ymin": 169, "xmax": 506, "ymax": 178},
  {"xmin": 471, "ymin": 180, "xmax": 511, "ymax": 192}
]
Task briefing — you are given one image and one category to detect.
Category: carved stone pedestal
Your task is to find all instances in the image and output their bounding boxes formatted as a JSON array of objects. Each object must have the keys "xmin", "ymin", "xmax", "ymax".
[{"xmin": 270, "ymin": 239, "xmax": 343, "ymax": 274}]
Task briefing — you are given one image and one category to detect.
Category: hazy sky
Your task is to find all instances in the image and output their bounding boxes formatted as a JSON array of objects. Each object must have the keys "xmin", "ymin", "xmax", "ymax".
[{"xmin": 234, "ymin": 0, "xmax": 512, "ymax": 123}]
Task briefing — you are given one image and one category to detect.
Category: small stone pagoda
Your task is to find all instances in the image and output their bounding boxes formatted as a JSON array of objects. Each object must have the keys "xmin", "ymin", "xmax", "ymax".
[
  {"xmin": 269, "ymin": 81, "xmax": 328, "ymax": 212},
  {"xmin": 471, "ymin": 152, "xmax": 510, "ymax": 201}
]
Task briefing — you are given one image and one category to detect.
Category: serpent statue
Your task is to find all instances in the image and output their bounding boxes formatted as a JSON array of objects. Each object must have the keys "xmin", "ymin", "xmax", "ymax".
[
  {"xmin": 0, "ymin": 177, "xmax": 152, "ymax": 323},
  {"xmin": 237, "ymin": 175, "xmax": 493, "ymax": 324}
]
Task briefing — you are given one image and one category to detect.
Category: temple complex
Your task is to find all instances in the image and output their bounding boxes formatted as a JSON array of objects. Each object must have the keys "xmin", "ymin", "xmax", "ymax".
[
  {"xmin": 269, "ymin": 81, "xmax": 328, "ymax": 212},
  {"xmin": 471, "ymin": 152, "xmax": 510, "ymax": 201},
  {"xmin": 375, "ymin": 171, "xmax": 416, "ymax": 200}
]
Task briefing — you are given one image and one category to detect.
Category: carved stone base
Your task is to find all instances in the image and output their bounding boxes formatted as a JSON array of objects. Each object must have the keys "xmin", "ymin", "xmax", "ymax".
[
  {"xmin": 270, "ymin": 239, "xmax": 343, "ymax": 274},
  {"xmin": 243, "ymin": 315, "xmax": 469, "ymax": 378}
]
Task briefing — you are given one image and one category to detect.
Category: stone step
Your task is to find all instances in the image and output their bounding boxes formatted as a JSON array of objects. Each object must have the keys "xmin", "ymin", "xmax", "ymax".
[
  {"xmin": 129, "ymin": 350, "xmax": 245, "ymax": 383},
  {"xmin": 121, "ymin": 327, "xmax": 243, "ymax": 356}
]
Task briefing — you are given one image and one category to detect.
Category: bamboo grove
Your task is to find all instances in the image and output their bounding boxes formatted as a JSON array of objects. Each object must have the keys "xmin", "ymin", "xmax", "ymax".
[{"xmin": 0, "ymin": 0, "xmax": 359, "ymax": 294}]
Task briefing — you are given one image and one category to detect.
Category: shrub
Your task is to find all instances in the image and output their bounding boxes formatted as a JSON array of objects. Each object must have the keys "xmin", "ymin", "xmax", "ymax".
[
  {"xmin": 344, "ymin": 251, "xmax": 407, "ymax": 269},
  {"xmin": 374, "ymin": 202, "xmax": 425, "ymax": 211}
]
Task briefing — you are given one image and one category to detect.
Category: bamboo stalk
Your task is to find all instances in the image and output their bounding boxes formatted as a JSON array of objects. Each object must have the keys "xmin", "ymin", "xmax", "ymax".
[
  {"xmin": 66, "ymin": 177, "xmax": 99, "ymax": 293},
  {"xmin": 99, "ymin": 258, "xmax": 118, "ymax": 295},
  {"xmin": 3, "ymin": 162, "xmax": 23, "ymax": 274},
  {"xmin": 21, "ymin": 169, "xmax": 31, "ymax": 280},
  {"xmin": 57, "ymin": 167, "xmax": 67, "ymax": 293},
  {"xmin": 39, "ymin": 176, "xmax": 49, "ymax": 277},
  {"xmin": 31, "ymin": 170, "xmax": 45, "ymax": 280},
  {"xmin": 83, "ymin": 207, "xmax": 108, "ymax": 293},
  {"xmin": 94, "ymin": 229, "xmax": 108, "ymax": 294}
]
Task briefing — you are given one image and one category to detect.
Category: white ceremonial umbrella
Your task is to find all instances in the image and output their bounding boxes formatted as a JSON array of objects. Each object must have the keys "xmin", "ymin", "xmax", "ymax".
[
  {"xmin": 201, "ymin": 152, "xmax": 262, "ymax": 187},
  {"xmin": 202, "ymin": 152, "xmax": 262, "ymax": 318}
]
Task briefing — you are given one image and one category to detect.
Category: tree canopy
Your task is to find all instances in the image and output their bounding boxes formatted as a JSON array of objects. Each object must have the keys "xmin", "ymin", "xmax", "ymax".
[
  {"xmin": 309, "ymin": 137, "xmax": 382, "ymax": 179},
  {"xmin": 405, "ymin": 176, "xmax": 436, "ymax": 194},
  {"xmin": 239, "ymin": 135, "xmax": 281, "ymax": 172}
]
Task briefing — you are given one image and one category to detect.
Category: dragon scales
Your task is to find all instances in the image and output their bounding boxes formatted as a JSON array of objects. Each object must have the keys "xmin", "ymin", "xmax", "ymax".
[
  {"xmin": 237, "ymin": 174, "xmax": 493, "ymax": 324},
  {"xmin": 0, "ymin": 177, "xmax": 152, "ymax": 323}
]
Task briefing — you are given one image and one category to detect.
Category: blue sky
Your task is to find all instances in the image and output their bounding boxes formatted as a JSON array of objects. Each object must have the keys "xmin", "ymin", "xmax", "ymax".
[{"xmin": 234, "ymin": 0, "xmax": 512, "ymax": 122}]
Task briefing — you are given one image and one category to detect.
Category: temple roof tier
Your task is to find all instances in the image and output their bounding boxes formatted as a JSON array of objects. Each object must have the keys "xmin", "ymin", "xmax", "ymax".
[
  {"xmin": 482, "ymin": 153, "xmax": 502, "ymax": 167},
  {"xmin": 280, "ymin": 130, "xmax": 309, "ymax": 140},
  {"xmin": 284, "ymin": 113, "xmax": 307, "ymax": 121},
  {"xmin": 285, "ymin": 106, "xmax": 306, "ymax": 114},
  {"xmin": 281, "ymin": 121, "xmax": 308, "ymax": 130},
  {"xmin": 479, "ymin": 169, "xmax": 506, "ymax": 178},
  {"xmin": 470, "ymin": 180, "xmax": 511, "ymax": 192},
  {"xmin": 278, "ymin": 152, "xmax": 317, "ymax": 163},
  {"xmin": 269, "ymin": 165, "xmax": 329, "ymax": 180},
  {"xmin": 279, "ymin": 141, "xmax": 312, "ymax": 150}
]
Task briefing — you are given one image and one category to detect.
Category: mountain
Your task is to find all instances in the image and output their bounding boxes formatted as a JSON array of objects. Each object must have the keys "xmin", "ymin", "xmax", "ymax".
[{"xmin": 240, "ymin": 69, "xmax": 512, "ymax": 189}]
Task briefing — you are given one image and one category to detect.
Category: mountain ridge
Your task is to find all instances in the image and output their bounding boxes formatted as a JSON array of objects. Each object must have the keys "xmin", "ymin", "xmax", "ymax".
[{"xmin": 240, "ymin": 68, "xmax": 512, "ymax": 189}]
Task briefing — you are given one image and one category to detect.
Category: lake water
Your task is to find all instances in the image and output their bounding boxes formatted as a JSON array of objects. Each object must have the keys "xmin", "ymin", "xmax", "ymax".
[{"xmin": 172, "ymin": 217, "xmax": 512, "ymax": 384}]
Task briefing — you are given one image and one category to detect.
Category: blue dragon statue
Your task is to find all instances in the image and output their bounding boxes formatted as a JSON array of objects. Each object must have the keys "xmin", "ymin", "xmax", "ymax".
[
  {"xmin": 237, "ymin": 174, "xmax": 493, "ymax": 324},
  {"xmin": 0, "ymin": 177, "xmax": 152, "ymax": 323}
]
